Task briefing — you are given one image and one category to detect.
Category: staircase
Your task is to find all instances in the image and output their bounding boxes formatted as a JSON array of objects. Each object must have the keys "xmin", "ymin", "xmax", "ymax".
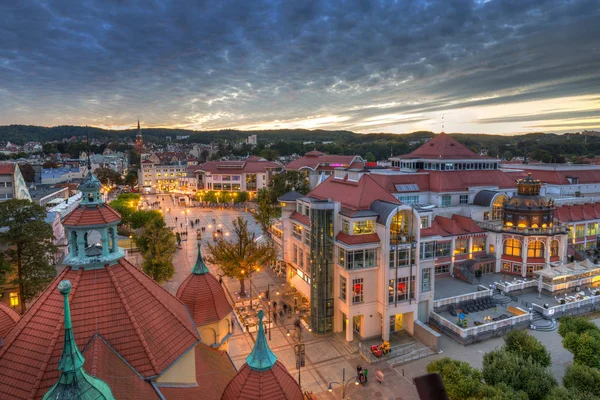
[
  {"xmin": 386, "ymin": 342, "xmax": 437, "ymax": 368},
  {"xmin": 454, "ymin": 265, "xmax": 480, "ymax": 285},
  {"xmin": 492, "ymin": 289, "xmax": 512, "ymax": 306},
  {"xmin": 530, "ymin": 311, "xmax": 557, "ymax": 332}
]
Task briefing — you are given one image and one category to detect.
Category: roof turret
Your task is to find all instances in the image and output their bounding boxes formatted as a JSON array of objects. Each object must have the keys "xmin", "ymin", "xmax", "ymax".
[
  {"xmin": 192, "ymin": 242, "xmax": 210, "ymax": 275},
  {"xmin": 246, "ymin": 310, "xmax": 277, "ymax": 371},
  {"xmin": 42, "ymin": 280, "xmax": 115, "ymax": 400}
]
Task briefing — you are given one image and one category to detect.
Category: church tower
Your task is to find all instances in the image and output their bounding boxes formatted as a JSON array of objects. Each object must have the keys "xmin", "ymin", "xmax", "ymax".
[{"xmin": 135, "ymin": 119, "xmax": 144, "ymax": 154}]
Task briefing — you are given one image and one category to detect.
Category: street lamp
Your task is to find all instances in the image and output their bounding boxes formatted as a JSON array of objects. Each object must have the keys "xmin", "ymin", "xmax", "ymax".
[
  {"xmin": 129, "ymin": 235, "xmax": 133, "ymax": 252},
  {"xmin": 327, "ymin": 368, "xmax": 359, "ymax": 399},
  {"xmin": 267, "ymin": 283, "xmax": 271, "ymax": 340}
]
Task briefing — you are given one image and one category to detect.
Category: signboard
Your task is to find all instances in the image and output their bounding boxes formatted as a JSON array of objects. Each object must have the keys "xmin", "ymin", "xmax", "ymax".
[{"xmin": 294, "ymin": 344, "xmax": 305, "ymax": 369}]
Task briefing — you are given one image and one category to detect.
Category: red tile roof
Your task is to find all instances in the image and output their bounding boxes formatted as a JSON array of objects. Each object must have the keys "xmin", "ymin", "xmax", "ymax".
[
  {"xmin": 394, "ymin": 132, "xmax": 494, "ymax": 160},
  {"xmin": 158, "ymin": 344, "xmax": 237, "ymax": 400},
  {"xmin": 555, "ymin": 203, "xmax": 600, "ymax": 223},
  {"xmin": 421, "ymin": 214, "xmax": 485, "ymax": 237},
  {"xmin": 509, "ymin": 168, "xmax": 600, "ymax": 185},
  {"xmin": 0, "ymin": 302, "xmax": 20, "ymax": 340},
  {"xmin": 221, "ymin": 361, "xmax": 303, "ymax": 400},
  {"xmin": 309, "ymin": 175, "xmax": 400, "ymax": 210},
  {"xmin": 62, "ymin": 204, "xmax": 121, "ymax": 226},
  {"xmin": 286, "ymin": 153, "xmax": 359, "ymax": 171},
  {"xmin": 83, "ymin": 335, "xmax": 161, "ymax": 399},
  {"xmin": 290, "ymin": 211, "xmax": 310, "ymax": 226},
  {"xmin": 336, "ymin": 232, "xmax": 380, "ymax": 245},
  {"xmin": 176, "ymin": 272, "xmax": 233, "ymax": 326},
  {"xmin": 0, "ymin": 258, "xmax": 200, "ymax": 399},
  {"xmin": 426, "ymin": 170, "xmax": 517, "ymax": 192},
  {"xmin": 197, "ymin": 160, "xmax": 281, "ymax": 174},
  {"xmin": 370, "ymin": 173, "xmax": 431, "ymax": 192},
  {"xmin": 0, "ymin": 163, "xmax": 15, "ymax": 175}
]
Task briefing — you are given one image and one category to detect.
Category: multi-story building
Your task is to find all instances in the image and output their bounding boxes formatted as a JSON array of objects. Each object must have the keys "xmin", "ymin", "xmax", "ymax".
[
  {"xmin": 139, "ymin": 152, "xmax": 190, "ymax": 193},
  {"xmin": 184, "ymin": 156, "xmax": 282, "ymax": 195},
  {"xmin": 277, "ymin": 133, "xmax": 587, "ymax": 343},
  {"xmin": 285, "ymin": 150, "xmax": 364, "ymax": 189},
  {"xmin": 0, "ymin": 163, "xmax": 31, "ymax": 201}
]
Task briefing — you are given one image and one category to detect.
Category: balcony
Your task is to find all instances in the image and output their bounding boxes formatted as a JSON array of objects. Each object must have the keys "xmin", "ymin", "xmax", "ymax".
[{"xmin": 476, "ymin": 220, "xmax": 567, "ymax": 236}]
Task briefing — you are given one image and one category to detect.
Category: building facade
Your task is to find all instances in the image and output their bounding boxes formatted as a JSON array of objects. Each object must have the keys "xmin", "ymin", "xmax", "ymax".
[{"xmin": 0, "ymin": 163, "xmax": 31, "ymax": 201}]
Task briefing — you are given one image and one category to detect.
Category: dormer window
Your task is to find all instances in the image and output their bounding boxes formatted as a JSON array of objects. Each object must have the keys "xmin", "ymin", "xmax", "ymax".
[{"xmin": 353, "ymin": 220, "xmax": 374, "ymax": 235}]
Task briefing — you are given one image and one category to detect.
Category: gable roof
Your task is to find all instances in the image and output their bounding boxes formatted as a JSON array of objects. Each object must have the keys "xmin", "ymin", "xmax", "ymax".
[
  {"xmin": 555, "ymin": 203, "xmax": 600, "ymax": 223},
  {"xmin": 308, "ymin": 174, "xmax": 400, "ymax": 211},
  {"xmin": 0, "ymin": 302, "xmax": 20, "ymax": 341},
  {"xmin": 285, "ymin": 153, "xmax": 360, "ymax": 171},
  {"xmin": 421, "ymin": 214, "xmax": 485, "ymax": 237},
  {"xmin": 0, "ymin": 259, "xmax": 200, "ymax": 399},
  {"xmin": 0, "ymin": 163, "xmax": 15, "ymax": 175},
  {"xmin": 394, "ymin": 132, "xmax": 494, "ymax": 160},
  {"xmin": 197, "ymin": 159, "xmax": 280, "ymax": 174}
]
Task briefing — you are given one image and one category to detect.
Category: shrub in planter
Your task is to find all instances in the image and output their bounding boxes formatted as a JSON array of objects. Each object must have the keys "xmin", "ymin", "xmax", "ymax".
[{"xmin": 561, "ymin": 299, "xmax": 566, "ymax": 305}]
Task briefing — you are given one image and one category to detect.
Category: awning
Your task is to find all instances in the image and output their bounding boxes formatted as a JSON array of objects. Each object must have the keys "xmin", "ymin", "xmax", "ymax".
[{"xmin": 291, "ymin": 275, "xmax": 311, "ymax": 299}]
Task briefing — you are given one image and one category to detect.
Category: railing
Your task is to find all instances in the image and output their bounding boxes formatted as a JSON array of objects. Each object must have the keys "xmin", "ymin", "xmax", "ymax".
[
  {"xmin": 495, "ymin": 280, "xmax": 538, "ymax": 293},
  {"xmin": 532, "ymin": 295, "xmax": 600, "ymax": 317},
  {"xmin": 388, "ymin": 346, "xmax": 437, "ymax": 367},
  {"xmin": 431, "ymin": 311, "xmax": 530, "ymax": 339},
  {"xmin": 475, "ymin": 220, "xmax": 567, "ymax": 235},
  {"xmin": 433, "ymin": 288, "xmax": 493, "ymax": 308}
]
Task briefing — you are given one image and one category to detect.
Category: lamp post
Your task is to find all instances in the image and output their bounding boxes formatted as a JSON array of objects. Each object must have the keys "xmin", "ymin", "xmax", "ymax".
[
  {"xmin": 129, "ymin": 235, "xmax": 133, "ymax": 252},
  {"xmin": 327, "ymin": 368, "xmax": 359, "ymax": 399},
  {"xmin": 267, "ymin": 283, "xmax": 271, "ymax": 340}
]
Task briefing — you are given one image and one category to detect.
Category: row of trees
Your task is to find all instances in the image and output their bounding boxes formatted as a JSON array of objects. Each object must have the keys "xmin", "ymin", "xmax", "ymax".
[
  {"xmin": 194, "ymin": 190, "xmax": 250, "ymax": 204},
  {"xmin": 429, "ymin": 319, "xmax": 600, "ymax": 400},
  {"xmin": 94, "ymin": 167, "xmax": 138, "ymax": 189}
]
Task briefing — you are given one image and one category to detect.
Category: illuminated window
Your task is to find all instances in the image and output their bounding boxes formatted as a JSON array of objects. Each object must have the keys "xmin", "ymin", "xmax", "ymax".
[
  {"xmin": 527, "ymin": 241, "xmax": 544, "ymax": 258},
  {"xmin": 339, "ymin": 276, "xmax": 347, "ymax": 302},
  {"xmin": 352, "ymin": 220, "xmax": 374, "ymax": 235},
  {"xmin": 437, "ymin": 241, "xmax": 451, "ymax": 257},
  {"xmin": 504, "ymin": 239, "xmax": 522, "ymax": 257},
  {"xmin": 454, "ymin": 238, "xmax": 468, "ymax": 254},
  {"xmin": 575, "ymin": 225, "xmax": 585, "ymax": 238},
  {"xmin": 10, "ymin": 292, "xmax": 19, "ymax": 307},
  {"xmin": 292, "ymin": 224, "xmax": 302, "ymax": 240},
  {"xmin": 587, "ymin": 223, "xmax": 597, "ymax": 236},
  {"xmin": 551, "ymin": 240, "xmax": 559, "ymax": 257},
  {"xmin": 471, "ymin": 236, "xmax": 486, "ymax": 252},
  {"xmin": 483, "ymin": 211, "xmax": 490, "ymax": 221},
  {"xmin": 338, "ymin": 247, "xmax": 345, "ymax": 267},
  {"xmin": 352, "ymin": 278, "xmax": 364, "ymax": 304}
]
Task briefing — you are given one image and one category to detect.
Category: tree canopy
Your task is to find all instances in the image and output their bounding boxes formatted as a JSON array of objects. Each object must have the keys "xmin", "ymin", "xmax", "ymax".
[{"xmin": 134, "ymin": 217, "xmax": 176, "ymax": 284}]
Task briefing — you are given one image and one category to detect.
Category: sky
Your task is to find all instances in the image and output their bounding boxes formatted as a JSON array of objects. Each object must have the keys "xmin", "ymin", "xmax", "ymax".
[{"xmin": 0, "ymin": 0, "xmax": 599, "ymax": 135}]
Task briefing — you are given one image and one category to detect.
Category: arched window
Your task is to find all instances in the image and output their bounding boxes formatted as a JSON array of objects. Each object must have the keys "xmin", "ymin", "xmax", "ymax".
[
  {"xmin": 504, "ymin": 239, "xmax": 522, "ymax": 257},
  {"xmin": 550, "ymin": 240, "xmax": 559, "ymax": 257},
  {"xmin": 527, "ymin": 241, "xmax": 544, "ymax": 258},
  {"xmin": 492, "ymin": 194, "xmax": 507, "ymax": 220}
]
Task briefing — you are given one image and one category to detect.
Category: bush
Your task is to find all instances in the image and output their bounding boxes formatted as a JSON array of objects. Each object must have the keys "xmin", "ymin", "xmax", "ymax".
[
  {"xmin": 563, "ymin": 363, "xmax": 600, "ymax": 397},
  {"xmin": 547, "ymin": 386, "xmax": 599, "ymax": 400},
  {"xmin": 559, "ymin": 317, "xmax": 600, "ymax": 368},
  {"xmin": 426, "ymin": 358, "xmax": 483, "ymax": 400},
  {"xmin": 503, "ymin": 330, "xmax": 552, "ymax": 367},
  {"xmin": 558, "ymin": 316, "xmax": 598, "ymax": 338},
  {"xmin": 482, "ymin": 349, "xmax": 557, "ymax": 400},
  {"xmin": 477, "ymin": 382, "xmax": 528, "ymax": 400}
]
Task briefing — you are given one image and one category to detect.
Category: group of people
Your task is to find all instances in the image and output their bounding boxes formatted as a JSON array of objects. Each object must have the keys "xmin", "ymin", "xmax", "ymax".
[{"xmin": 357, "ymin": 365, "xmax": 369, "ymax": 385}]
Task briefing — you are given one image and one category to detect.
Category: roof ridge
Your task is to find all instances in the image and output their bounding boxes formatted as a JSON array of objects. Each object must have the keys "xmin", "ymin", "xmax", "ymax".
[
  {"xmin": 31, "ymin": 269, "xmax": 83, "ymax": 399},
  {"xmin": 0, "ymin": 267, "xmax": 72, "ymax": 360},
  {"xmin": 120, "ymin": 259, "xmax": 199, "ymax": 339},
  {"xmin": 0, "ymin": 302, "xmax": 20, "ymax": 323},
  {"xmin": 106, "ymin": 265, "xmax": 161, "ymax": 375}
]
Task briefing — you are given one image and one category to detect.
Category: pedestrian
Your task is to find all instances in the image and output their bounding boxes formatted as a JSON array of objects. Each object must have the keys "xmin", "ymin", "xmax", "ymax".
[
  {"xmin": 273, "ymin": 312, "xmax": 277, "ymax": 324},
  {"xmin": 363, "ymin": 369, "xmax": 368, "ymax": 384},
  {"xmin": 279, "ymin": 310, "xmax": 284, "ymax": 319},
  {"xmin": 376, "ymin": 370, "xmax": 384, "ymax": 385},
  {"xmin": 231, "ymin": 318, "xmax": 235, "ymax": 333},
  {"xmin": 357, "ymin": 365, "xmax": 362, "ymax": 379},
  {"xmin": 282, "ymin": 303, "xmax": 288, "ymax": 314},
  {"xmin": 272, "ymin": 301, "xmax": 277, "ymax": 310}
]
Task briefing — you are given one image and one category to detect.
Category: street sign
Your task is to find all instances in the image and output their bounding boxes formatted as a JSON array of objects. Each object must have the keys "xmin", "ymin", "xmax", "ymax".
[{"xmin": 294, "ymin": 343, "xmax": 305, "ymax": 369}]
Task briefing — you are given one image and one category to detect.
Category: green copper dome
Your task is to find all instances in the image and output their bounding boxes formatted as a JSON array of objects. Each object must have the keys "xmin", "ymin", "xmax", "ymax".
[
  {"xmin": 191, "ymin": 241, "xmax": 210, "ymax": 275},
  {"xmin": 245, "ymin": 310, "xmax": 277, "ymax": 371},
  {"xmin": 42, "ymin": 280, "xmax": 115, "ymax": 400}
]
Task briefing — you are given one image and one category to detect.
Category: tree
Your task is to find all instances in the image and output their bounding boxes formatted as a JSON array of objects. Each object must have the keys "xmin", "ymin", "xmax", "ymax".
[
  {"xmin": 0, "ymin": 253, "xmax": 12, "ymax": 297},
  {"xmin": 477, "ymin": 382, "xmax": 528, "ymax": 400},
  {"xmin": 109, "ymin": 193, "xmax": 141, "ymax": 225},
  {"xmin": 134, "ymin": 218, "xmax": 176, "ymax": 284},
  {"xmin": 253, "ymin": 188, "xmax": 279, "ymax": 236},
  {"xmin": 0, "ymin": 199, "xmax": 57, "ymax": 313},
  {"xmin": 124, "ymin": 170, "xmax": 138, "ymax": 190},
  {"xmin": 19, "ymin": 164, "xmax": 35, "ymax": 182},
  {"xmin": 547, "ymin": 386, "xmax": 598, "ymax": 400},
  {"xmin": 364, "ymin": 152, "xmax": 376, "ymax": 162},
  {"xmin": 482, "ymin": 349, "xmax": 557, "ymax": 400},
  {"xmin": 559, "ymin": 316, "xmax": 600, "ymax": 368},
  {"xmin": 206, "ymin": 217, "xmax": 277, "ymax": 296},
  {"xmin": 562, "ymin": 363, "xmax": 600, "ymax": 398},
  {"xmin": 269, "ymin": 170, "xmax": 310, "ymax": 199},
  {"xmin": 426, "ymin": 358, "xmax": 483, "ymax": 400},
  {"xmin": 530, "ymin": 149, "xmax": 553, "ymax": 163},
  {"xmin": 502, "ymin": 330, "xmax": 552, "ymax": 367},
  {"xmin": 42, "ymin": 161, "xmax": 58, "ymax": 169},
  {"xmin": 94, "ymin": 166, "xmax": 122, "ymax": 186},
  {"xmin": 129, "ymin": 210, "xmax": 163, "ymax": 230}
]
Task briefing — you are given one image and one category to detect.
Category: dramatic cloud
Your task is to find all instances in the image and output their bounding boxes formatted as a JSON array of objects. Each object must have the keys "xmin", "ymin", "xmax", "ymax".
[{"xmin": 0, "ymin": 0, "xmax": 598, "ymax": 134}]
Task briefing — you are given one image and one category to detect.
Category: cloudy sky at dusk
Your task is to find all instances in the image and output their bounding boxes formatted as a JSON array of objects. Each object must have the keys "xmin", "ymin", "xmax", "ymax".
[{"xmin": 1, "ymin": 0, "xmax": 599, "ymax": 134}]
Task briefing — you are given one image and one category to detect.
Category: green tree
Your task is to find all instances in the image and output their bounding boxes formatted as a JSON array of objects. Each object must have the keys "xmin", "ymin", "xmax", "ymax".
[
  {"xmin": 482, "ymin": 349, "xmax": 557, "ymax": 400},
  {"xmin": 18, "ymin": 164, "xmax": 35, "ymax": 182},
  {"xmin": 253, "ymin": 188, "xmax": 279, "ymax": 236},
  {"xmin": 206, "ymin": 217, "xmax": 277, "ymax": 296},
  {"xmin": 477, "ymin": 382, "xmax": 528, "ymax": 400},
  {"xmin": 129, "ymin": 210, "xmax": 163, "ymax": 230},
  {"xmin": 234, "ymin": 191, "xmax": 249, "ymax": 204},
  {"xmin": 426, "ymin": 358, "xmax": 483, "ymax": 400},
  {"xmin": 269, "ymin": 170, "xmax": 310, "ymax": 198},
  {"xmin": 547, "ymin": 386, "xmax": 598, "ymax": 400},
  {"xmin": 530, "ymin": 149, "xmax": 553, "ymax": 163},
  {"xmin": 0, "ymin": 199, "xmax": 57, "ymax": 313},
  {"xmin": 562, "ymin": 363, "xmax": 600, "ymax": 398},
  {"xmin": 502, "ymin": 330, "xmax": 552, "ymax": 367},
  {"xmin": 94, "ymin": 166, "xmax": 122, "ymax": 186},
  {"xmin": 364, "ymin": 152, "xmax": 376, "ymax": 162},
  {"xmin": 0, "ymin": 253, "xmax": 12, "ymax": 298},
  {"xmin": 559, "ymin": 316, "xmax": 600, "ymax": 368},
  {"xmin": 109, "ymin": 193, "xmax": 141, "ymax": 225},
  {"xmin": 134, "ymin": 218, "xmax": 176, "ymax": 284},
  {"xmin": 124, "ymin": 170, "xmax": 138, "ymax": 190}
]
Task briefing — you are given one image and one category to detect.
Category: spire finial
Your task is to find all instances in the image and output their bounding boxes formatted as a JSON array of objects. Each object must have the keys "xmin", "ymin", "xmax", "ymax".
[
  {"xmin": 42, "ymin": 281, "xmax": 115, "ymax": 399},
  {"xmin": 192, "ymin": 241, "xmax": 210, "ymax": 275},
  {"xmin": 138, "ymin": 118, "xmax": 140, "ymax": 131},
  {"xmin": 246, "ymin": 310, "xmax": 277, "ymax": 371}
]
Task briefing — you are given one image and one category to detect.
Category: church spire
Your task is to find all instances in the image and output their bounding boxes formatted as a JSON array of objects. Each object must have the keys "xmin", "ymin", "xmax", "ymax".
[
  {"xmin": 191, "ymin": 241, "xmax": 210, "ymax": 275},
  {"xmin": 245, "ymin": 310, "xmax": 277, "ymax": 371},
  {"xmin": 42, "ymin": 280, "xmax": 115, "ymax": 400}
]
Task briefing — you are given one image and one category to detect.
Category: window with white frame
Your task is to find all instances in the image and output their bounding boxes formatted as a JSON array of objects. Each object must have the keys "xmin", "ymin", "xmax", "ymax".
[
  {"xmin": 421, "ymin": 268, "xmax": 431, "ymax": 292},
  {"xmin": 483, "ymin": 211, "xmax": 490, "ymax": 221},
  {"xmin": 337, "ymin": 247, "xmax": 346, "ymax": 267},
  {"xmin": 471, "ymin": 236, "xmax": 486, "ymax": 252},
  {"xmin": 398, "ymin": 195, "xmax": 419, "ymax": 204},
  {"xmin": 293, "ymin": 244, "xmax": 298, "ymax": 263},
  {"xmin": 459, "ymin": 194, "xmax": 468, "ymax": 205},
  {"xmin": 353, "ymin": 220, "xmax": 375, "ymax": 235},
  {"xmin": 340, "ymin": 276, "xmax": 347, "ymax": 302},
  {"xmin": 304, "ymin": 230, "xmax": 310, "ymax": 245},
  {"xmin": 389, "ymin": 247, "xmax": 412, "ymax": 268},
  {"xmin": 352, "ymin": 278, "xmax": 364, "ymax": 304},
  {"xmin": 437, "ymin": 241, "xmax": 451, "ymax": 257},
  {"xmin": 297, "ymin": 202, "xmax": 303, "ymax": 213},
  {"xmin": 419, "ymin": 242, "xmax": 435, "ymax": 259},
  {"xmin": 299, "ymin": 249, "xmax": 304, "ymax": 268},
  {"xmin": 420, "ymin": 215, "xmax": 429, "ymax": 228},
  {"xmin": 292, "ymin": 224, "xmax": 302, "ymax": 240},
  {"xmin": 345, "ymin": 248, "xmax": 377, "ymax": 270},
  {"xmin": 441, "ymin": 195, "xmax": 451, "ymax": 207},
  {"xmin": 454, "ymin": 238, "xmax": 468, "ymax": 254},
  {"xmin": 435, "ymin": 265, "xmax": 450, "ymax": 275},
  {"xmin": 342, "ymin": 219, "xmax": 350, "ymax": 234}
]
